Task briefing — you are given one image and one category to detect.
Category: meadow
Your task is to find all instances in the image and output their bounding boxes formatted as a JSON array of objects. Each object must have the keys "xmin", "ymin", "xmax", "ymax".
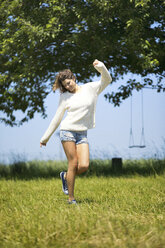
[{"xmin": 0, "ymin": 159, "xmax": 165, "ymax": 248}]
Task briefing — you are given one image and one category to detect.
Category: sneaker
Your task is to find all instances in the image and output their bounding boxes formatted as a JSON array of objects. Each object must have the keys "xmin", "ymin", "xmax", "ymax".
[
  {"xmin": 60, "ymin": 172, "xmax": 68, "ymax": 195},
  {"xmin": 68, "ymin": 200, "xmax": 77, "ymax": 205}
]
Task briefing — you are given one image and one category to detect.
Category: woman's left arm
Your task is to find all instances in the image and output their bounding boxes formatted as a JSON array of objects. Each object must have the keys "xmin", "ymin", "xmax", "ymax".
[{"xmin": 93, "ymin": 59, "xmax": 112, "ymax": 95}]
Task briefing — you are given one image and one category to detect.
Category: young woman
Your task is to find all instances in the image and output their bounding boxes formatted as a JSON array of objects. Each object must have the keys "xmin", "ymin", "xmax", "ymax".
[{"xmin": 40, "ymin": 59, "xmax": 112, "ymax": 204}]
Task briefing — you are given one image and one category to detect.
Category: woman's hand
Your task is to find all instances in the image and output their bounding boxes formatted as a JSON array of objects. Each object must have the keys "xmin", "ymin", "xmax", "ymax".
[
  {"xmin": 93, "ymin": 59, "xmax": 99, "ymax": 66},
  {"xmin": 40, "ymin": 142, "xmax": 46, "ymax": 147}
]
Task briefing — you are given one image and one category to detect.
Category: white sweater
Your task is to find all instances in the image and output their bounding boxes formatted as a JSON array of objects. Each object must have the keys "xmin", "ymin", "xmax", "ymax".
[{"xmin": 40, "ymin": 61, "xmax": 112, "ymax": 144}]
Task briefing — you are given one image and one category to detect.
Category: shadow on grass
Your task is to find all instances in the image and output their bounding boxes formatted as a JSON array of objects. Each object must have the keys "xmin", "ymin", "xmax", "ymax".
[
  {"xmin": 76, "ymin": 198, "xmax": 97, "ymax": 204},
  {"xmin": 0, "ymin": 159, "xmax": 165, "ymax": 180}
]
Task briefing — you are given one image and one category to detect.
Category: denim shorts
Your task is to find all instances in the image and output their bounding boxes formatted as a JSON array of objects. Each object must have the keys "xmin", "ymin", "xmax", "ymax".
[{"xmin": 60, "ymin": 130, "xmax": 88, "ymax": 145}]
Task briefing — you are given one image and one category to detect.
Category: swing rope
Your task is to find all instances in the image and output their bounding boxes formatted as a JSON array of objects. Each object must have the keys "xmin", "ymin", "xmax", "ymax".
[
  {"xmin": 129, "ymin": 89, "xmax": 146, "ymax": 148},
  {"xmin": 140, "ymin": 89, "xmax": 145, "ymax": 147}
]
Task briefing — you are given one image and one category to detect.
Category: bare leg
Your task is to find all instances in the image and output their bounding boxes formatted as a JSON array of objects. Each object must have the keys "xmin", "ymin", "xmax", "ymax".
[
  {"xmin": 76, "ymin": 143, "xmax": 89, "ymax": 175},
  {"xmin": 62, "ymin": 141, "xmax": 78, "ymax": 201},
  {"xmin": 62, "ymin": 142, "xmax": 90, "ymax": 201}
]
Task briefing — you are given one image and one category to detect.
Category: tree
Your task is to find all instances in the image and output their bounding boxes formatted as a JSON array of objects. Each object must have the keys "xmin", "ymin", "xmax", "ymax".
[{"xmin": 0, "ymin": 0, "xmax": 164, "ymax": 126}]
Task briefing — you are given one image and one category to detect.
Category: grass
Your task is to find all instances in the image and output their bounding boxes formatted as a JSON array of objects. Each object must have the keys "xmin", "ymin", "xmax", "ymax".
[
  {"xmin": 0, "ymin": 175, "xmax": 165, "ymax": 248},
  {"xmin": 0, "ymin": 159, "xmax": 165, "ymax": 179}
]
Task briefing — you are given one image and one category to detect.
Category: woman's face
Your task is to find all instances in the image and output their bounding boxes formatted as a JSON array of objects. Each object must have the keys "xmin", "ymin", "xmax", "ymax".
[{"xmin": 62, "ymin": 79, "xmax": 77, "ymax": 93}]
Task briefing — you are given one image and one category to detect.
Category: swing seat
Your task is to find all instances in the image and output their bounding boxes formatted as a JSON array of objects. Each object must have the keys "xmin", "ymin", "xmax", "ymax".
[{"xmin": 129, "ymin": 145, "xmax": 146, "ymax": 148}]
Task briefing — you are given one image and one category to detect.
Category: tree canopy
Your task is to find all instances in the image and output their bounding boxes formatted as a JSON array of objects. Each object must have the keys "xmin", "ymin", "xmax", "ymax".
[{"xmin": 0, "ymin": 0, "xmax": 164, "ymax": 126}]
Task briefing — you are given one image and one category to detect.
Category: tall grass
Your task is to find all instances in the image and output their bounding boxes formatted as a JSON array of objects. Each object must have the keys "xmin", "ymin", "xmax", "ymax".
[{"xmin": 0, "ymin": 159, "xmax": 165, "ymax": 179}]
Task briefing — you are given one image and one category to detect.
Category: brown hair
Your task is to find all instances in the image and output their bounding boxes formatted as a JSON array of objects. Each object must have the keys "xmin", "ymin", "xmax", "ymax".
[{"xmin": 53, "ymin": 69, "xmax": 76, "ymax": 93}]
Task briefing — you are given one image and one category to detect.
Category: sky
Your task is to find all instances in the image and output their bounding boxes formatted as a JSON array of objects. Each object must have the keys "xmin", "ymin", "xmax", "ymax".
[{"xmin": 0, "ymin": 75, "xmax": 165, "ymax": 164}]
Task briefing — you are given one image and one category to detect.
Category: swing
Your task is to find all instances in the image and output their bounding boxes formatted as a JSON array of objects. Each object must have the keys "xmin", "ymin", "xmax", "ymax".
[{"xmin": 129, "ymin": 89, "xmax": 146, "ymax": 148}]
